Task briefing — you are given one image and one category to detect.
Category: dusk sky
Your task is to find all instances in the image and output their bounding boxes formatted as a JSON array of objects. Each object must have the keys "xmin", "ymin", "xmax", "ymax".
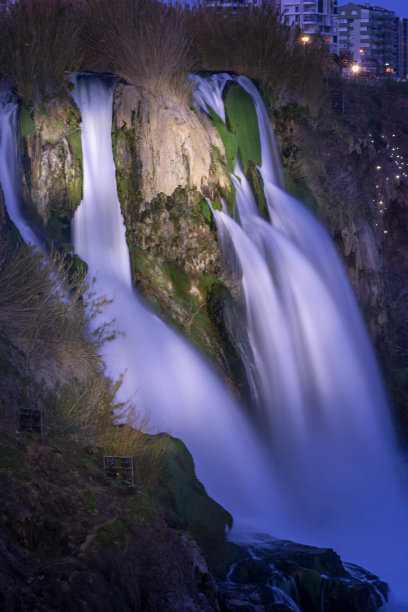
[
  {"xmin": 375, "ymin": 1, "xmax": 407, "ymax": 17},
  {"xmin": 338, "ymin": 1, "xmax": 408, "ymax": 18}
]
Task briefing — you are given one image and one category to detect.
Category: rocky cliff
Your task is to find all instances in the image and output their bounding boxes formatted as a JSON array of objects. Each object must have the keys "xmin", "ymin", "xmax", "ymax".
[{"xmin": 16, "ymin": 76, "xmax": 408, "ymax": 431}]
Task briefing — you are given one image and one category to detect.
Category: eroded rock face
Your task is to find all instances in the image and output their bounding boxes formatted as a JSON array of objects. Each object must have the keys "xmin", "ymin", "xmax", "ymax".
[
  {"xmin": 111, "ymin": 82, "xmax": 229, "ymax": 279},
  {"xmin": 19, "ymin": 94, "xmax": 83, "ymax": 245},
  {"xmin": 111, "ymin": 83, "xmax": 246, "ymax": 389},
  {"xmin": 112, "ymin": 82, "xmax": 228, "ymax": 205}
]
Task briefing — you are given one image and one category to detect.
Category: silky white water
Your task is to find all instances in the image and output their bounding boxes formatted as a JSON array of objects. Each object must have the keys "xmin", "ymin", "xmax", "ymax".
[
  {"xmin": 71, "ymin": 74, "xmax": 284, "ymax": 523},
  {"xmin": 194, "ymin": 74, "xmax": 408, "ymax": 604},
  {"xmin": 0, "ymin": 82, "xmax": 38, "ymax": 245}
]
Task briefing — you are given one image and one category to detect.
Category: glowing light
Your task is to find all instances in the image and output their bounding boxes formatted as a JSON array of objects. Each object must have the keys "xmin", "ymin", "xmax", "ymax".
[
  {"xmin": 301, "ymin": 35, "xmax": 310, "ymax": 43},
  {"xmin": 351, "ymin": 64, "xmax": 360, "ymax": 73}
]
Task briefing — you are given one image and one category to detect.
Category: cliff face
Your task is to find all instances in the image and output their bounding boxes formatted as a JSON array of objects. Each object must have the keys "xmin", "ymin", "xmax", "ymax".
[
  {"xmin": 19, "ymin": 94, "xmax": 83, "ymax": 250},
  {"xmin": 272, "ymin": 84, "xmax": 408, "ymax": 433},
  {"xmin": 0, "ymin": 422, "xmax": 225, "ymax": 612},
  {"xmin": 2, "ymin": 76, "xmax": 407, "ymax": 611},
  {"xmin": 15, "ymin": 77, "xmax": 408, "ymax": 431}
]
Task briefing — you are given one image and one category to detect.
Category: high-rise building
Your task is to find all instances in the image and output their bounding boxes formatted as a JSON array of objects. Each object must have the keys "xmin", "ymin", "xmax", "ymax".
[
  {"xmin": 336, "ymin": 3, "xmax": 399, "ymax": 76},
  {"xmin": 281, "ymin": 0, "xmax": 338, "ymax": 46},
  {"xmin": 398, "ymin": 18, "xmax": 408, "ymax": 79}
]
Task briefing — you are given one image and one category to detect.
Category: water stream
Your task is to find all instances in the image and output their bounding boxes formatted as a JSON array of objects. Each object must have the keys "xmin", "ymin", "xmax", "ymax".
[
  {"xmin": 194, "ymin": 74, "xmax": 408, "ymax": 604},
  {"xmin": 0, "ymin": 82, "xmax": 38, "ymax": 245},
  {"xmin": 70, "ymin": 74, "xmax": 283, "ymax": 523}
]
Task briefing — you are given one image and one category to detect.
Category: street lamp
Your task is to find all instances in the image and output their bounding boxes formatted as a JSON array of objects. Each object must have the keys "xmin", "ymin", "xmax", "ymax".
[
  {"xmin": 301, "ymin": 35, "xmax": 310, "ymax": 44},
  {"xmin": 351, "ymin": 64, "xmax": 360, "ymax": 74}
]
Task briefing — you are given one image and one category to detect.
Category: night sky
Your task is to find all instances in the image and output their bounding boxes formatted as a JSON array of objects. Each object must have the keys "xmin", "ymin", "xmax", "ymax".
[{"xmin": 338, "ymin": 1, "xmax": 408, "ymax": 18}]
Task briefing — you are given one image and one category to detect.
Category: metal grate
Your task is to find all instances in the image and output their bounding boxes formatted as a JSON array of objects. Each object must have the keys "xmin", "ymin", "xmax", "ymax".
[{"xmin": 103, "ymin": 456, "xmax": 135, "ymax": 487}]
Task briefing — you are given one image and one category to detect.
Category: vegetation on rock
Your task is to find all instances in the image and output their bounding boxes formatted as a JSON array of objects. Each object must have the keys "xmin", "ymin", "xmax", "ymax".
[{"xmin": 0, "ymin": 0, "xmax": 83, "ymax": 106}]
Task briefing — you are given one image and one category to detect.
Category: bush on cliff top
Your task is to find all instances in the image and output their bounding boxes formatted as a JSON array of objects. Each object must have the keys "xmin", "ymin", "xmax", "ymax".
[
  {"xmin": 186, "ymin": 1, "xmax": 329, "ymax": 107},
  {"xmin": 0, "ymin": 0, "xmax": 83, "ymax": 105},
  {"xmin": 83, "ymin": 0, "xmax": 195, "ymax": 101}
]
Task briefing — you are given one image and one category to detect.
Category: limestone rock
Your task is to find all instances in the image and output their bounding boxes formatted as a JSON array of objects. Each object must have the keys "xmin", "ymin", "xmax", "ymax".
[
  {"xmin": 113, "ymin": 82, "xmax": 228, "ymax": 204},
  {"xmin": 19, "ymin": 94, "xmax": 83, "ymax": 245}
]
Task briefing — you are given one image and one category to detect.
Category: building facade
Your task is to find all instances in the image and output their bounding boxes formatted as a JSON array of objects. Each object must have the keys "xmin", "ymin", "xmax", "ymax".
[
  {"xmin": 398, "ymin": 17, "xmax": 408, "ymax": 79},
  {"xmin": 336, "ymin": 3, "xmax": 399, "ymax": 76},
  {"xmin": 281, "ymin": 0, "xmax": 338, "ymax": 46}
]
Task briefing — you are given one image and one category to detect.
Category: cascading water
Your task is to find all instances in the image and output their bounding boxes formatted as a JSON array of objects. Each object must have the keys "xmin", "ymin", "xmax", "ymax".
[
  {"xmin": 194, "ymin": 74, "xmax": 408, "ymax": 604},
  {"xmin": 71, "ymin": 74, "xmax": 284, "ymax": 523},
  {"xmin": 2, "ymin": 70, "xmax": 407, "ymax": 607},
  {"xmin": 0, "ymin": 82, "xmax": 38, "ymax": 245}
]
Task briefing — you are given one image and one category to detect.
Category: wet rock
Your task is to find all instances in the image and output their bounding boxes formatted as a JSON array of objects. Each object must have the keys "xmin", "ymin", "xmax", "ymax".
[
  {"xmin": 218, "ymin": 536, "xmax": 388, "ymax": 612},
  {"xmin": 19, "ymin": 94, "xmax": 83, "ymax": 246}
]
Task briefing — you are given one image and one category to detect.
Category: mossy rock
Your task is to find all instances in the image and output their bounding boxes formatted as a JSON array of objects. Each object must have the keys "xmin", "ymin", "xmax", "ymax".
[
  {"xmin": 224, "ymin": 83, "xmax": 261, "ymax": 173},
  {"xmin": 209, "ymin": 108, "xmax": 238, "ymax": 172},
  {"xmin": 247, "ymin": 161, "xmax": 269, "ymax": 220},
  {"xmin": 151, "ymin": 434, "xmax": 233, "ymax": 576},
  {"xmin": 19, "ymin": 107, "xmax": 36, "ymax": 138}
]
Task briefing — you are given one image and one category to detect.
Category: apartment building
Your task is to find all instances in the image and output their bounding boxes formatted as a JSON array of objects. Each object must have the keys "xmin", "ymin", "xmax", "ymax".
[
  {"xmin": 336, "ymin": 3, "xmax": 399, "ymax": 76},
  {"xmin": 398, "ymin": 17, "xmax": 408, "ymax": 78},
  {"xmin": 281, "ymin": 0, "xmax": 338, "ymax": 46}
]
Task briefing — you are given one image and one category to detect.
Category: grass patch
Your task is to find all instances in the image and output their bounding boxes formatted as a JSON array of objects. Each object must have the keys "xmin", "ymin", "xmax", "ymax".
[{"xmin": 95, "ymin": 520, "xmax": 127, "ymax": 550}]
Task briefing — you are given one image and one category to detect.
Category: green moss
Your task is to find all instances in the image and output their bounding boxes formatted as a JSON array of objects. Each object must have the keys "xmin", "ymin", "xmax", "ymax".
[
  {"xmin": 224, "ymin": 83, "xmax": 261, "ymax": 173},
  {"xmin": 19, "ymin": 107, "xmax": 35, "ymax": 138},
  {"xmin": 167, "ymin": 263, "xmax": 190, "ymax": 298},
  {"xmin": 95, "ymin": 520, "xmax": 127, "ymax": 550},
  {"xmin": 153, "ymin": 435, "xmax": 232, "ymax": 575},
  {"xmin": 247, "ymin": 162, "xmax": 269, "ymax": 220},
  {"xmin": 67, "ymin": 129, "xmax": 82, "ymax": 166},
  {"xmin": 209, "ymin": 109, "xmax": 238, "ymax": 172},
  {"xmin": 220, "ymin": 178, "xmax": 237, "ymax": 217},
  {"xmin": 201, "ymin": 199, "xmax": 212, "ymax": 223}
]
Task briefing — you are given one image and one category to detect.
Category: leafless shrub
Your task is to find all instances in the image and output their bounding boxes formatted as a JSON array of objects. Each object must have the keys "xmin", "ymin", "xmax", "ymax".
[
  {"xmin": 0, "ymin": 0, "xmax": 84, "ymax": 105},
  {"xmin": 83, "ymin": 0, "xmax": 195, "ymax": 102},
  {"xmin": 186, "ymin": 1, "xmax": 328, "ymax": 107},
  {"xmin": 0, "ymin": 245, "xmax": 109, "ymax": 389},
  {"xmin": 0, "ymin": 244, "xmax": 167, "ymax": 485}
]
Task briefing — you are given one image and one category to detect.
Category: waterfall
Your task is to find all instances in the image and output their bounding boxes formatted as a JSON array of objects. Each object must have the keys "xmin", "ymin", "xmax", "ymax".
[
  {"xmin": 2, "ymin": 70, "xmax": 407, "ymax": 605},
  {"xmin": 194, "ymin": 74, "xmax": 408, "ymax": 604},
  {"xmin": 0, "ymin": 82, "xmax": 38, "ymax": 245},
  {"xmin": 71, "ymin": 74, "xmax": 284, "ymax": 523}
]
